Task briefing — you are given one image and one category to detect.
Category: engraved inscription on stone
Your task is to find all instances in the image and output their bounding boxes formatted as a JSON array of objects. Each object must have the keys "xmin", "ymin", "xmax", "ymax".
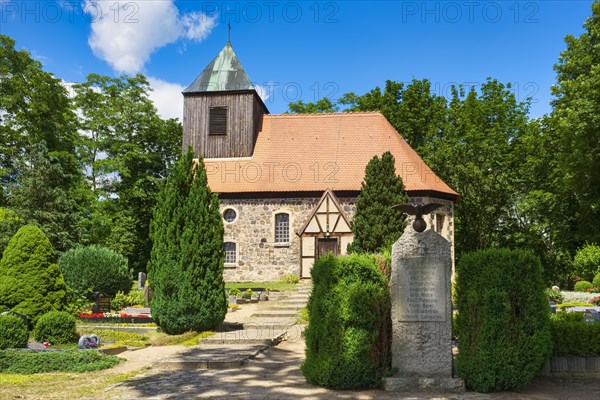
[{"xmin": 397, "ymin": 257, "xmax": 446, "ymax": 322}]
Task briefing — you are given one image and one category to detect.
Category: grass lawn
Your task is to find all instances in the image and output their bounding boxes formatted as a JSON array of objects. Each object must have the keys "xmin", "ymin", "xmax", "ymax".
[
  {"xmin": 225, "ymin": 281, "xmax": 300, "ymax": 292},
  {"xmin": 0, "ymin": 368, "xmax": 146, "ymax": 400}
]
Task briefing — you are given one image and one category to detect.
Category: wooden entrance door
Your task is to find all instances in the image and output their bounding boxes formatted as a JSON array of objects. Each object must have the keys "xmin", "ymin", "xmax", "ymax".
[{"xmin": 317, "ymin": 238, "xmax": 338, "ymax": 258}]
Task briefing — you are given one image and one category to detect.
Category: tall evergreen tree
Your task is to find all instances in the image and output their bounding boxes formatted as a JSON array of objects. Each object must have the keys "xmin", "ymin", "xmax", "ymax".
[
  {"xmin": 348, "ymin": 152, "xmax": 408, "ymax": 253},
  {"xmin": 148, "ymin": 149, "xmax": 227, "ymax": 334},
  {"xmin": 0, "ymin": 225, "xmax": 67, "ymax": 325}
]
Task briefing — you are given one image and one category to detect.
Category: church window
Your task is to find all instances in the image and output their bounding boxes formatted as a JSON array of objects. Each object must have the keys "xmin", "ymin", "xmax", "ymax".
[
  {"xmin": 224, "ymin": 242, "xmax": 236, "ymax": 264},
  {"xmin": 275, "ymin": 213, "xmax": 290, "ymax": 243},
  {"xmin": 435, "ymin": 213, "xmax": 445, "ymax": 234},
  {"xmin": 223, "ymin": 208, "xmax": 237, "ymax": 223},
  {"xmin": 209, "ymin": 106, "xmax": 228, "ymax": 135}
]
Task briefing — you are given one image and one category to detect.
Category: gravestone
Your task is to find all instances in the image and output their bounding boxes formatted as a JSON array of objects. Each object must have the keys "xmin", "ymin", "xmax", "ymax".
[
  {"xmin": 91, "ymin": 292, "xmax": 110, "ymax": 313},
  {"xmin": 384, "ymin": 227, "xmax": 464, "ymax": 392},
  {"xmin": 138, "ymin": 272, "xmax": 147, "ymax": 290}
]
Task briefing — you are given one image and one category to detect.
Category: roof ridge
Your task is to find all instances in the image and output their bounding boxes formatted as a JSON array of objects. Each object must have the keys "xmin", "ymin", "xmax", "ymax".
[{"xmin": 266, "ymin": 111, "xmax": 383, "ymax": 118}]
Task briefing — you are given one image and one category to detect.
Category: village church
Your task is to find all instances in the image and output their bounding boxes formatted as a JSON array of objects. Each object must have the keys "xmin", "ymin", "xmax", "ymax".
[{"xmin": 182, "ymin": 43, "xmax": 458, "ymax": 282}]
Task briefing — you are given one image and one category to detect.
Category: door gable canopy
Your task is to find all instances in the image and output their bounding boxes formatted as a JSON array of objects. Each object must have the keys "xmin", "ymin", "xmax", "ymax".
[{"xmin": 298, "ymin": 189, "xmax": 352, "ymax": 236}]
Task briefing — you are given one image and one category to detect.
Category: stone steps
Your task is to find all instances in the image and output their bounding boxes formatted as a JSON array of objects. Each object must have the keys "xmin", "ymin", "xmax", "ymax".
[
  {"xmin": 251, "ymin": 310, "xmax": 299, "ymax": 318},
  {"xmin": 157, "ymin": 344, "xmax": 270, "ymax": 370},
  {"xmin": 200, "ymin": 328, "xmax": 287, "ymax": 346}
]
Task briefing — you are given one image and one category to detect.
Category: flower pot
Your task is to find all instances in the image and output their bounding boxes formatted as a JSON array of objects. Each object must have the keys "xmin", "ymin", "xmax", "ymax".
[
  {"xmin": 250, "ymin": 296, "xmax": 259, "ymax": 303},
  {"xmin": 228, "ymin": 295, "xmax": 237, "ymax": 305},
  {"xmin": 259, "ymin": 293, "xmax": 269, "ymax": 301}
]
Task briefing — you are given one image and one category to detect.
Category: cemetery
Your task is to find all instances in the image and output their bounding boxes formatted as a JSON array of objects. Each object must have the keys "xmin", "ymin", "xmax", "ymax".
[{"xmin": 3, "ymin": 2, "xmax": 600, "ymax": 399}]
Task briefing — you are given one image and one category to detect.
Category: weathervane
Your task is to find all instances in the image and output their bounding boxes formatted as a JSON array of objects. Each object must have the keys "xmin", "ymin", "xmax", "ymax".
[{"xmin": 393, "ymin": 203, "xmax": 444, "ymax": 232}]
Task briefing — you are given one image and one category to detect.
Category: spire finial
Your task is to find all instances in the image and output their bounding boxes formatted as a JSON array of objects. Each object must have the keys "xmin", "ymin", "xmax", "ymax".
[{"xmin": 227, "ymin": 20, "xmax": 231, "ymax": 45}]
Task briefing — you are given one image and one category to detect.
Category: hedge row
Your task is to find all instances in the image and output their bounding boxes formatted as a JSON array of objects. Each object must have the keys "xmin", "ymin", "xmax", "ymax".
[
  {"xmin": 550, "ymin": 312, "xmax": 600, "ymax": 356},
  {"xmin": 301, "ymin": 253, "xmax": 390, "ymax": 390}
]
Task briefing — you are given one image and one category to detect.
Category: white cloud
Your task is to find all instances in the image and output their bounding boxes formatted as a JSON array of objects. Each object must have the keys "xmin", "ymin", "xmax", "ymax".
[
  {"xmin": 182, "ymin": 12, "xmax": 218, "ymax": 42},
  {"xmin": 85, "ymin": 1, "xmax": 218, "ymax": 74},
  {"xmin": 147, "ymin": 77, "xmax": 184, "ymax": 121},
  {"xmin": 254, "ymin": 84, "xmax": 272, "ymax": 103}
]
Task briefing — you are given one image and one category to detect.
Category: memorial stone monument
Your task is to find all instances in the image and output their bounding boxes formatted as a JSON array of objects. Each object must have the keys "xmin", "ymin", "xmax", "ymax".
[{"xmin": 384, "ymin": 225, "xmax": 464, "ymax": 392}]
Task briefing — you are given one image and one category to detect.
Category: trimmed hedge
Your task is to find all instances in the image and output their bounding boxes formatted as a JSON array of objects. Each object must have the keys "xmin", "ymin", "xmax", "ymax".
[
  {"xmin": 34, "ymin": 311, "xmax": 78, "ymax": 344},
  {"xmin": 455, "ymin": 248, "xmax": 551, "ymax": 392},
  {"xmin": 574, "ymin": 280, "xmax": 593, "ymax": 292},
  {"xmin": 301, "ymin": 253, "xmax": 390, "ymax": 390},
  {"xmin": 593, "ymin": 272, "xmax": 600, "ymax": 288},
  {"xmin": 58, "ymin": 245, "xmax": 132, "ymax": 297},
  {"xmin": 0, "ymin": 225, "xmax": 67, "ymax": 326},
  {"xmin": 550, "ymin": 313, "xmax": 600, "ymax": 356},
  {"xmin": 0, "ymin": 314, "xmax": 28, "ymax": 349},
  {"xmin": 0, "ymin": 349, "xmax": 120, "ymax": 373}
]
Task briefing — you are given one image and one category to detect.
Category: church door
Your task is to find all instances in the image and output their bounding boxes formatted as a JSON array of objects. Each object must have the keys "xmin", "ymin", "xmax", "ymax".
[{"xmin": 317, "ymin": 238, "xmax": 338, "ymax": 258}]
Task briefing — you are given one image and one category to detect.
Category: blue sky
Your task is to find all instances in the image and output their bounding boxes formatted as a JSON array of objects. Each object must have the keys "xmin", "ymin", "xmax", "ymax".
[{"xmin": 0, "ymin": 1, "xmax": 594, "ymax": 120}]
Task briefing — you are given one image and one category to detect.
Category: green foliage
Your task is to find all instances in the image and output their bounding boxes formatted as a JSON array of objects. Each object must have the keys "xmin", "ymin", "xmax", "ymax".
[
  {"xmin": 545, "ymin": 288, "xmax": 564, "ymax": 304},
  {"xmin": 302, "ymin": 253, "xmax": 390, "ymax": 390},
  {"xmin": 0, "ymin": 314, "xmax": 28, "ymax": 349},
  {"xmin": 574, "ymin": 280, "xmax": 594, "ymax": 292},
  {"xmin": 551, "ymin": 1, "xmax": 600, "ymax": 246},
  {"xmin": 58, "ymin": 245, "xmax": 132, "ymax": 297},
  {"xmin": 455, "ymin": 248, "xmax": 551, "ymax": 392},
  {"xmin": 110, "ymin": 290, "xmax": 145, "ymax": 310},
  {"xmin": 348, "ymin": 152, "xmax": 407, "ymax": 254},
  {"xmin": 287, "ymin": 98, "xmax": 338, "ymax": 114},
  {"xmin": 556, "ymin": 301, "xmax": 594, "ymax": 309},
  {"xmin": 73, "ymin": 74, "xmax": 182, "ymax": 274},
  {"xmin": 594, "ymin": 273, "xmax": 600, "ymax": 288},
  {"xmin": 0, "ymin": 349, "xmax": 120, "ymax": 373},
  {"xmin": 0, "ymin": 226, "xmax": 67, "ymax": 326},
  {"xmin": 148, "ymin": 149, "xmax": 227, "ymax": 334},
  {"xmin": 573, "ymin": 244, "xmax": 600, "ymax": 281},
  {"xmin": 280, "ymin": 273, "xmax": 299, "ymax": 284},
  {"xmin": 227, "ymin": 288, "xmax": 241, "ymax": 296},
  {"xmin": 242, "ymin": 288, "xmax": 253, "ymax": 299},
  {"xmin": 33, "ymin": 311, "xmax": 78, "ymax": 344},
  {"xmin": 550, "ymin": 313, "xmax": 600, "ymax": 356}
]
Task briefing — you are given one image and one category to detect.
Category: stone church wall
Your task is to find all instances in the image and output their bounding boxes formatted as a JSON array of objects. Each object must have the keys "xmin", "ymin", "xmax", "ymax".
[
  {"xmin": 219, "ymin": 195, "xmax": 452, "ymax": 282},
  {"xmin": 220, "ymin": 197, "xmax": 356, "ymax": 282}
]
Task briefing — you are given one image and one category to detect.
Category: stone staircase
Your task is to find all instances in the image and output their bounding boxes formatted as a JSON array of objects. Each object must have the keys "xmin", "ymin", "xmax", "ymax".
[{"xmin": 156, "ymin": 284, "xmax": 311, "ymax": 370}]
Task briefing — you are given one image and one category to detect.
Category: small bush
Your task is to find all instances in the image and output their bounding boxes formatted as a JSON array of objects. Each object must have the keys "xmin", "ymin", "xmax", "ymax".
[
  {"xmin": 280, "ymin": 273, "xmax": 299, "ymax": 284},
  {"xmin": 0, "ymin": 314, "xmax": 28, "ymax": 349},
  {"xmin": 110, "ymin": 290, "xmax": 146, "ymax": 311},
  {"xmin": 228, "ymin": 288, "xmax": 241, "ymax": 296},
  {"xmin": 573, "ymin": 244, "xmax": 600, "ymax": 281},
  {"xmin": 574, "ymin": 280, "xmax": 593, "ymax": 292},
  {"xmin": 550, "ymin": 313, "xmax": 600, "ymax": 356},
  {"xmin": 0, "ymin": 349, "xmax": 120, "ymax": 373},
  {"xmin": 593, "ymin": 273, "xmax": 600, "ymax": 288},
  {"xmin": 302, "ymin": 253, "xmax": 390, "ymax": 390},
  {"xmin": 545, "ymin": 288, "xmax": 564, "ymax": 304},
  {"xmin": 58, "ymin": 245, "xmax": 132, "ymax": 297},
  {"xmin": 455, "ymin": 248, "xmax": 551, "ymax": 393},
  {"xmin": 242, "ymin": 288, "xmax": 253, "ymax": 299},
  {"xmin": 556, "ymin": 301, "xmax": 594, "ymax": 310},
  {"xmin": 33, "ymin": 311, "xmax": 78, "ymax": 344}
]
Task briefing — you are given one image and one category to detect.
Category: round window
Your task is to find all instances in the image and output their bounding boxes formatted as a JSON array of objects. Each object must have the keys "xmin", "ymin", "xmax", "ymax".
[{"xmin": 223, "ymin": 208, "xmax": 237, "ymax": 223}]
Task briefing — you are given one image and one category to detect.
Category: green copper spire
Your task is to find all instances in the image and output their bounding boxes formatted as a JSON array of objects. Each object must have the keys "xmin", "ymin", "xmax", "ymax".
[{"xmin": 183, "ymin": 43, "xmax": 254, "ymax": 93}]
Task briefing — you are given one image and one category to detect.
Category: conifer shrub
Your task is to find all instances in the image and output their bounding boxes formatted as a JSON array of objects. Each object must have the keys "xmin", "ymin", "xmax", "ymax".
[
  {"xmin": 302, "ymin": 253, "xmax": 390, "ymax": 390},
  {"xmin": 574, "ymin": 280, "xmax": 593, "ymax": 292},
  {"xmin": 34, "ymin": 311, "xmax": 78, "ymax": 344},
  {"xmin": 0, "ymin": 225, "xmax": 66, "ymax": 326},
  {"xmin": 573, "ymin": 244, "xmax": 600, "ymax": 281},
  {"xmin": 0, "ymin": 314, "xmax": 28, "ymax": 349},
  {"xmin": 148, "ymin": 150, "xmax": 227, "ymax": 334},
  {"xmin": 348, "ymin": 151, "xmax": 408, "ymax": 254},
  {"xmin": 58, "ymin": 245, "xmax": 132, "ymax": 297},
  {"xmin": 455, "ymin": 248, "xmax": 551, "ymax": 392}
]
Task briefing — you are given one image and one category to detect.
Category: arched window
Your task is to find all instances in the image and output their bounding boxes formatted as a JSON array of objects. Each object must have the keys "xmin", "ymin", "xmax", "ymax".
[
  {"xmin": 274, "ymin": 213, "xmax": 290, "ymax": 243},
  {"xmin": 224, "ymin": 242, "xmax": 236, "ymax": 264}
]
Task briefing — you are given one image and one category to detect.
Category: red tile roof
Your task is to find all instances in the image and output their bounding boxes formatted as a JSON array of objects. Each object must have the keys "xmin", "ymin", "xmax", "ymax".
[{"xmin": 203, "ymin": 112, "xmax": 458, "ymax": 199}]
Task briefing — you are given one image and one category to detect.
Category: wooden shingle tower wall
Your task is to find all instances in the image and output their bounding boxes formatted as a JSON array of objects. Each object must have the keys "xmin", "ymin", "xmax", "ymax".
[{"xmin": 182, "ymin": 43, "xmax": 268, "ymax": 158}]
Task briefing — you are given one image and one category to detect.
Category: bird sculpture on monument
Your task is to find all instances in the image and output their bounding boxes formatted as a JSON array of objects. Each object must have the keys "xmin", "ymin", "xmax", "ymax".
[{"xmin": 392, "ymin": 203, "xmax": 444, "ymax": 232}]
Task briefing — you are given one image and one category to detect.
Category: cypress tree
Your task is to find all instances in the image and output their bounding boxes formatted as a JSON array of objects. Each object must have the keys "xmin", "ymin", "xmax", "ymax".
[
  {"xmin": 0, "ymin": 225, "xmax": 67, "ymax": 325},
  {"xmin": 148, "ymin": 149, "xmax": 227, "ymax": 334},
  {"xmin": 348, "ymin": 151, "xmax": 408, "ymax": 253}
]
